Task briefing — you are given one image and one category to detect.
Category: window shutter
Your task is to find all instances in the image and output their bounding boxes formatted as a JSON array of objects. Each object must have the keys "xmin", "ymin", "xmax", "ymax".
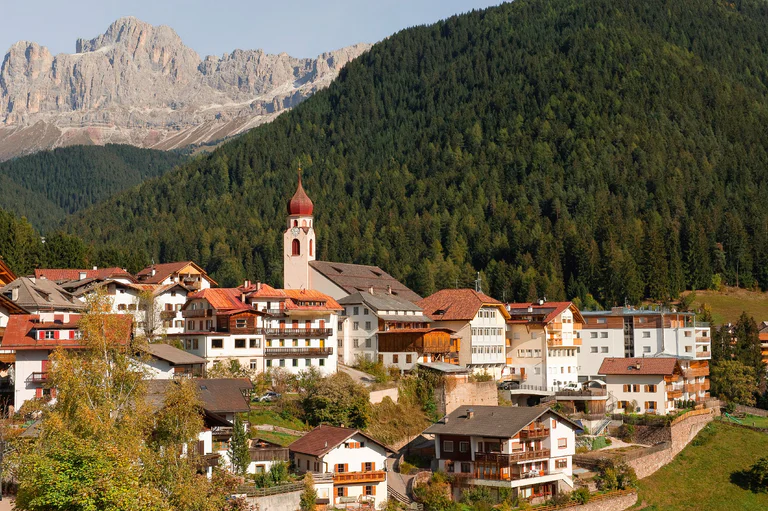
[
  {"xmin": 371, "ymin": 485, "xmax": 376, "ymax": 495},
  {"xmin": 344, "ymin": 464, "xmax": 348, "ymax": 473},
  {"xmin": 41, "ymin": 360, "xmax": 48, "ymax": 372},
  {"xmin": 343, "ymin": 487, "xmax": 348, "ymax": 497},
  {"xmin": 69, "ymin": 330, "xmax": 75, "ymax": 339},
  {"xmin": 53, "ymin": 330, "xmax": 59, "ymax": 340},
  {"xmin": 361, "ymin": 462, "xmax": 365, "ymax": 472},
  {"xmin": 35, "ymin": 388, "xmax": 43, "ymax": 398}
]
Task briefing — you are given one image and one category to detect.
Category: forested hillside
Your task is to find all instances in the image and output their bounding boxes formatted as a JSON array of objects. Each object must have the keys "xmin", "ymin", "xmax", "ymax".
[
  {"xmin": 66, "ymin": 0, "xmax": 768, "ymax": 304},
  {"xmin": 0, "ymin": 145, "xmax": 186, "ymax": 231}
]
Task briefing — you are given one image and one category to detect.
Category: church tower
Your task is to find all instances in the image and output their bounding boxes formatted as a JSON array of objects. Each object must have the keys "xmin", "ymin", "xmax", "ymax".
[{"xmin": 283, "ymin": 173, "xmax": 316, "ymax": 290}]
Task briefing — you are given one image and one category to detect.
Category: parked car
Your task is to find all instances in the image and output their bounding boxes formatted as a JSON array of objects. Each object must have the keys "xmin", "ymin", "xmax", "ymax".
[
  {"xmin": 258, "ymin": 391, "xmax": 281, "ymax": 402},
  {"xmin": 560, "ymin": 383, "xmax": 582, "ymax": 391},
  {"xmin": 498, "ymin": 381, "xmax": 520, "ymax": 390}
]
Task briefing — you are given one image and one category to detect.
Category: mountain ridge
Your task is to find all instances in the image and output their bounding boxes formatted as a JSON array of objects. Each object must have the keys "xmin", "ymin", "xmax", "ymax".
[{"xmin": 0, "ymin": 17, "xmax": 371, "ymax": 160}]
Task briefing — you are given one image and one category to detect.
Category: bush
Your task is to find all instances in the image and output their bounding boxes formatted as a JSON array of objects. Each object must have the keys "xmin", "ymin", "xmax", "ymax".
[
  {"xmin": 746, "ymin": 457, "xmax": 768, "ymax": 492},
  {"xmin": 571, "ymin": 487, "xmax": 590, "ymax": 504},
  {"xmin": 596, "ymin": 461, "xmax": 637, "ymax": 491},
  {"xmin": 469, "ymin": 371, "xmax": 494, "ymax": 382},
  {"xmin": 398, "ymin": 461, "xmax": 417, "ymax": 474},
  {"xmin": 620, "ymin": 423, "xmax": 636, "ymax": 442},
  {"xmin": 575, "ymin": 446, "xmax": 589, "ymax": 454}
]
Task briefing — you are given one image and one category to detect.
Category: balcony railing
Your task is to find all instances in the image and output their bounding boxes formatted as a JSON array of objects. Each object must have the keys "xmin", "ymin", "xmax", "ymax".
[
  {"xmin": 695, "ymin": 351, "xmax": 710, "ymax": 359},
  {"xmin": 160, "ymin": 310, "xmax": 178, "ymax": 320},
  {"xmin": 250, "ymin": 447, "xmax": 290, "ymax": 462},
  {"xmin": 667, "ymin": 390, "xmax": 683, "ymax": 399},
  {"xmin": 264, "ymin": 347, "xmax": 333, "ymax": 357},
  {"xmin": 475, "ymin": 449, "xmax": 551, "ymax": 464},
  {"xmin": 684, "ymin": 366, "xmax": 709, "ymax": 378},
  {"xmin": 28, "ymin": 372, "xmax": 49, "ymax": 383},
  {"xmin": 262, "ymin": 328, "xmax": 333, "ymax": 338},
  {"xmin": 333, "ymin": 470, "xmax": 387, "ymax": 484},
  {"xmin": 474, "ymin": 468, "xmax": 552, "ymax": 481},
  {"xmin": 555, "ymin": 389, "xmax": 606, "ymax": 397},
  {"xmin": 181, "ymin": 309, "xmax": 214, "ymax": 318},
  {"xmin": 519, "ymin": 428, "xmax": 549, "ymax": 439},
  {"xmin": 262, "ymin": 309, "xmax": 287, "ymax": 316}
]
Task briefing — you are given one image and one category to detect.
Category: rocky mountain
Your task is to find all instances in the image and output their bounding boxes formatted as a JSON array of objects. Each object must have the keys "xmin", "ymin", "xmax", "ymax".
[{"xmin": 0, "ymin": 17, "xmax": 370, "ymax": 160}]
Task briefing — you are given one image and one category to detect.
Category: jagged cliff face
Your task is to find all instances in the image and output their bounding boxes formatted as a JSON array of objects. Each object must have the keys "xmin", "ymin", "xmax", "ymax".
[{"xmin": 0, "ymin": 17, "xmax": 370, "ymax": 160}]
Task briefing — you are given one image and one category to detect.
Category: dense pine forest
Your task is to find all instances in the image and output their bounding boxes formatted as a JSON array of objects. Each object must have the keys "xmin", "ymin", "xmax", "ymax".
[
  {"xmin": 52, "ymin": 0, "xmax": 768, "ymax": 304},
  {"xmin": 0, "ymin": 145, "xmax": 186, "ymax": 232}
]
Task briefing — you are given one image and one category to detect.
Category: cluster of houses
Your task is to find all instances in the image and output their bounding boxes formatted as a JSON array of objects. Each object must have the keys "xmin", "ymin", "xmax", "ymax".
[{"xmin": 0, "ymin": 176, "xmax": 717, "ymax": 507}]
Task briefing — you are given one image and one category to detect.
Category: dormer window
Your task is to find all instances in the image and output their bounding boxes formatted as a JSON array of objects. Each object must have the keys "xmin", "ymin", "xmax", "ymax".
[{"xmin": 44, "ymin": 331, "xmax": 55, "ymax": 340}]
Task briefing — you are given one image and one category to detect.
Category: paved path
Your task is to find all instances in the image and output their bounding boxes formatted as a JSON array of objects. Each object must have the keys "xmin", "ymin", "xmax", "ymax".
[
  {"xmin": 0, "ymin": 497, "xmax": 14, "ymax": 511},
  {"xmin": 338, "ymin": 364, "xmax": 377, "ymax": 386}
]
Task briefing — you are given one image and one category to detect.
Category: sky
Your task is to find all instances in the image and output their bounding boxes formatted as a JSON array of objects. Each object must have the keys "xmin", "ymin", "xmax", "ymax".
[{"xmin": 1, "ymin": 0, "xmax": 506, "ymax": 59}]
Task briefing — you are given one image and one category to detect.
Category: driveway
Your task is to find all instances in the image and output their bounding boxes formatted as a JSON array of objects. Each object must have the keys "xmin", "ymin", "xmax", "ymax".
[{"xmin": 338, "ymin": 364, "xmax": 377, "ymax": 385}]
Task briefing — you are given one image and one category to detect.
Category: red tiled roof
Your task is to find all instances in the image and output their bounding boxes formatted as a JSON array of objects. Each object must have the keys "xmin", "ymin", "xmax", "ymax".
[
  {"xmin": 288, "ymin": 175, "xmax": 314, "ymax": 216},
  {"xmin": 242, "ymin": 283, "xmax": 286, "ymax": 299},
  {"xmin": 598, "ymin": 357, "xmax": 681, "ymax": 376},
  {"xmin": 135, "ymin": 261, "xmax": 218, "ymax": 286},
  {"xmin": 187, "ymin": 288, "xmax": 247, "ymax": 311},
  {"xmin": 35, "ymin": 267, "xmax": 136, "ymax": 283},
  {"xmin": 417, "ymin": 289, "xmax": 508, "ymax": 322},
  {"xmin": 283, "ymin": 289, "xmax": 342, "ymax": 312},
  {"xmin": 1, "ymin": 313, "xmax": 132, "ymax": 350},
  {"xmin": 289, "ymin": 425, "xmax": 391, "ymax": 457}
]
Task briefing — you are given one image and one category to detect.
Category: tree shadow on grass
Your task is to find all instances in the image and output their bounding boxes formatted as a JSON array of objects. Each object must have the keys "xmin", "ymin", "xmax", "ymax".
[{"xmin": 731, "ymin": 470, "xmax": 763, "ymax": 493}]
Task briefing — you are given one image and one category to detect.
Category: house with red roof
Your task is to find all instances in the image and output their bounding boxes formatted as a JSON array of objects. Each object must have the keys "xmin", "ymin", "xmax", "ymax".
[
  {"xmin": 35, "ymin": 267, "xmax": 136, "ymax": 284},
  {"xmin": 1, "ymin": 312, "xmax": 132, "ymax": 410},
  {"xmin": 135, "ymin": 261, "xmax": 217, "ymax": 290},
  {"xmin": 417, "ymin": 289, "xmax": 510, "ymax": 379},
  {"xmin": 598, "ymin": 357, "xmax": 687, "ymax": 415},
  {"xmin": 242, "ymin": 283, "xmax": 341, "ymax": 376},
  {"xmin": 504, "ymin": 302, "xmax": 585, "ymax": 397}
]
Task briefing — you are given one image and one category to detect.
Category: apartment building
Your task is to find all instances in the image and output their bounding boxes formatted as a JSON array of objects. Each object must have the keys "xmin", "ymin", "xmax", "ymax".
[
  {"xmin": 290, "ymin": 425, "xmax": 391, "ymax": 508},
  {"xmin": 1, "ymin": 312, "xmax": 132, "ymax": 409},
  {"xmin": 598, "ymin": 357, "xmax": 708, "ymax": 414},
  {"xmin": 418, "ymin": 289, "xmax": 510, "ymax": 378},
  {"xmin": 425, "ymin": 406, "xmax": 578, "ymax": 502},
  {"xmin": 136, "ymin": 261, "xmax": 217, "ymax": 291},
  {"xmin": 244, "ymin": 284, "xmax": 340, "ymax": 376},
  {"xmin": 505, "ymin": 302, "xmax": 584, "ymax": 392},
  {"xmin": 1, "ymin": 277, "xmax": 84, "ymax": 314},
  {"xmin": 337, "ymin": 289, "xmax": 433, "ymax": 366}
]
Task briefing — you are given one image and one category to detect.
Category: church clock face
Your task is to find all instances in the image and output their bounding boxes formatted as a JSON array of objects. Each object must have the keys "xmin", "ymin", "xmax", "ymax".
[{"xmin": 291, "ymin": 227, "xmax": 300, "ymax": 237}]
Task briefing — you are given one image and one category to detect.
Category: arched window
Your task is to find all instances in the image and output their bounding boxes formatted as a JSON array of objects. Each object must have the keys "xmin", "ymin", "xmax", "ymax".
[
  {"xmin": 292, "ymin": 239, "xmax": 300, "ymax": 256},
  {"xmin": 302, "ymin": 219, "xmax": 307, "ymax": 227},
  {"xmin": 293, "ymin": 220, "xmax": 298, "ymax": 227},
  {"xmin": 309, "ymin": 239, "xmax": 314, "ymax": 256}
]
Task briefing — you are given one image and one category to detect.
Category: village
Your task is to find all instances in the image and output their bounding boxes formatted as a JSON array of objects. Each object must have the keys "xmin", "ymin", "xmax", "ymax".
[{"xmin": 0, "ymin": 177, "xmax": 726, "ymax": 510}]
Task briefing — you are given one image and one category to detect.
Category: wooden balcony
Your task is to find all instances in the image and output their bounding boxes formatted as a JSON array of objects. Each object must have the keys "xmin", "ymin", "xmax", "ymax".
[
  {"xmin": 262, "ymin": 328, "xmax": 333, "ymax": 338},
  {"xmin": 28, "ymin": 372, "xmax": 49, "ymax": 383},
  {"xmin": 667, "ymin": 390, "xmax": 683, "ymax": 399},
  {"xmin": 701, "ymin": 380, "xmax": 710, "ymax": 391},
  {"xmin": 476, "ymin": 449, "xmax": 550, "ymax": 464},
  {"xmin": 333, "ymin": 470, "xmax": 386, "ymax": 484},
  {"xmin": 160, "ymin": 310, "xmax": 178, "ymax": 320},
  {"xmin": 181, "ymin": 309, "xmax": 214, "ymax": 318},
  {"xmin": 519, "ymin": 427, "xmax": 549, "ymax": 439},
  {"xmin": 261, "ymin": 309, "xmax": 287, "ymax": 316},
  {"xmin": 547, "ymin": 338, "xmax": 564, "ymax": 347},
  {"xmin": 550, "ymin": 322, "xmax": 563, "ymax": 331},
  {"xmin": 684, "ymin": 366, "xmax": 709, "ymax": 378},
  {"xmin": 264, "ymin": 347, "xmax": 333, "ymax": 357},
  {"xmin": 555, "ymin": 389, "xmax": 606, "ymax": 398},
  {"xmin": 695, "ymin": 351, "xmax": 710, "ymax": 359},
  {"xmin": 573, "ymin": 338, "xmax": 582, "ymax": 345},
  {"xmin": 573, "ymin": 323, "xmax": 582, "ymax": 330}
]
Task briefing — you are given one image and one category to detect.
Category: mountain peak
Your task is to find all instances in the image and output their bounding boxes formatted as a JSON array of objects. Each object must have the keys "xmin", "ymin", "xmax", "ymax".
[{"xmin": 75, "ymin": 17, "xmax": 183, "ymax": 54}]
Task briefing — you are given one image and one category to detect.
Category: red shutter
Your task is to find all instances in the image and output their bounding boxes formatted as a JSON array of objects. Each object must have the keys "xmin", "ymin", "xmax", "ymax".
[
  {"xmin": 38, "ymin": 331, "xmax": 44, "ymax": 340},
  {"xmin": 41, "ymin": 360, "xmax": 48, "ymax": 372},
  {"xmin": 69, "ymin": 330, "xmax": 75, "ymax": 339},
  {"xmin": 53, "ymin": 330, "xmax": 59, "ymax": 340},
  {"xmin": 35, "ymin": 388, "xmax": 43, "ymax": 398}
]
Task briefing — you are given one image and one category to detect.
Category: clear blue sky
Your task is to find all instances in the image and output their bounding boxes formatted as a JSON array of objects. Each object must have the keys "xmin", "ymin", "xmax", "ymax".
[{"xmin": 2, "ymin": 0, "xmax": 506, "ymax": 59}]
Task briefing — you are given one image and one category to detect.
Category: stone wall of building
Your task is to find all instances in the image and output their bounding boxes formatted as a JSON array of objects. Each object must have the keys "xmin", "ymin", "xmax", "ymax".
[
  {"xmin": 572, "ymin": 492, "xmax": 638, "ymax": 511},
  {"xmin": 247, "ymin": 490, "xmax": 302, "ymax": 511},
  {"xmin": 437, "ymin": 380, "xmax": 498, "ymax": 416}
]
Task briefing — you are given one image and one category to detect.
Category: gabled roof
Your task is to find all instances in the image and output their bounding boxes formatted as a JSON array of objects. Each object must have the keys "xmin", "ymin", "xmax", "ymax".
[
  {"xmin": 309, "ymin": 261, "xmax": 421, "ymax": 302},
  {"xmin": 282, "ymin": 289, "xmax": 342, "ymax": 312},
  {"xmin": 186, "ymin": 288, "xmax": 248, "ymax": 311},
  {"xmin": 35, "ymin": 267, "xmax": 136, "ymax": 283},
  {"xmin": 1, "ymin": 277, "xmax": 84, "ymax": 312},
  {"xmin": 136, "ymin": 261, "xmax": 218, "ymax": 286},
  {"xmin": 144, "ymin": 343, "xmax": 207, "ymax": 365},
  {"xmin": 338, "ymin": 290, "xmax": 422, "ymax": 313},
  {"xmin": 0, "ymin": 259, "xmax": 17, "ymax": 286},
  {"xmin": 424, "ymin": 406, "xmax": 580, "ymax": 438},
  {"xmin": 418, "ymin": 289, "xmax": 509, "ymax": 322},
  {"xmin": 288, "ymin": 425, "xmax": 392, "ymax": 457},
  {"xmin": 195, "ymin": 378, "xmax": 252, "ymax": 413},
  {"xmin": 506, "ymin": 302, "xmax": 585, "ymax": 325},
  {"xmin": 598, "ymin": 357, "xmax": 681, "ymax": 376},
  {"xmin": 1, "ymin": 313, "xmax": 132, "ymax": 350}
]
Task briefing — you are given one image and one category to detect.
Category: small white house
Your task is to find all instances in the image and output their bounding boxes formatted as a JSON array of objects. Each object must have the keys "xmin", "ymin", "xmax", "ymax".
[{"xmin": 289, "ymin": 425, "xmax": 392, "ymax": 508}]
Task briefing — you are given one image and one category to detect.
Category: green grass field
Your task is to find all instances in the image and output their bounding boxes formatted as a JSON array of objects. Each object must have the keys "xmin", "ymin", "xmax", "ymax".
[
  {"xmin": 248, "ymin": 405, "xmax": 309, "ymax": 432},
  {"xmin": 251, "ymin": 429, "xmax": 302, "ymax": 447},
  {"xmin": 635, "ymin": 421, "xmax": 768, "ymax": 510},
  {"xmin": 686, "ymin": 288, "xmax": 768, "ymax": 325}
]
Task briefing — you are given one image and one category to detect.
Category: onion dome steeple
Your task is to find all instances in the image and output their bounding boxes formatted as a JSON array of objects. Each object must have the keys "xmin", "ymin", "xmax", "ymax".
[{"xmin": 288, "ymin": 169, "xmax": 314, "ymax": 216}]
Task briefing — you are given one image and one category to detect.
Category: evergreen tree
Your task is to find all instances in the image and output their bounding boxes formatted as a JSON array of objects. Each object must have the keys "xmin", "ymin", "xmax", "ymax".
[{"xmin": 228, "ymin": 413, "xmax": 251, "ymax": 475}]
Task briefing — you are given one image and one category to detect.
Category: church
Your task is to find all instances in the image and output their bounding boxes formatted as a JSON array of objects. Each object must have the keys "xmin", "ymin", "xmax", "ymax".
[{"xmin": 282, "ymin": 175, "xmax": 421, "ymax": 302}]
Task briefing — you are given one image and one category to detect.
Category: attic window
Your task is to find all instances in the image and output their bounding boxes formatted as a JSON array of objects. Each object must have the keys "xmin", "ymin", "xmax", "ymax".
[
  {"xmin": 435, "ymin": 309, "xmax": 446, "ymax": 315},
  {"xmin": 372, "ymin": 271, "xmax": 383, "ymax": 277},
  {"xmin": 332, "ymin": 267, "xmax": 344, "ymax": 273}
]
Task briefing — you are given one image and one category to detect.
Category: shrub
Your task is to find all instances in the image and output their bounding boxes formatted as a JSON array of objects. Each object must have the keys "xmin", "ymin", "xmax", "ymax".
[
  {"xmin": 747, "ymin": 457, "xmax": 768, "ymax": 492},
  {"xmin": 620, "ymin": 423, "xmax": 636, "ymax": 441},
  {"xmin": 575, "ymin": 446, "xmax": 589, "ymax": 454},
  {"xmin": 571, "ymin": 487, "xmax": 590, "ymax": 504},
  {"xmin": 398, "ymin": 461, "xmax": 416, "ymax": 474}
]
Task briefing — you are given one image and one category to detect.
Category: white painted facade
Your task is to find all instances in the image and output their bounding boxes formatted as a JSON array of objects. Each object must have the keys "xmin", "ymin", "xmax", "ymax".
[
  {"xmin": 293, "ymin": 432, "xmax": 388, "ymax": 508},
  {"xmin": 14, "ymin": 349, "xmax": 48, "ymax": 410},
  {"xmin": 283, "ymin": 213, "xmax": 316, "ymax": 292},
  {"xmin": 603, "ymin": 374, "xmax": 672, "ymax": 415}
]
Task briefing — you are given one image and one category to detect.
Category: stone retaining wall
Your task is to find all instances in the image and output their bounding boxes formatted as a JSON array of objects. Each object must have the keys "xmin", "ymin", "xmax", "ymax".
[
  {"xmin": 247, "ymin": 489, "xmax": 302, "ymax": 511},
  {"xmin": 736, "ymin": 404, "xmax": 768, "ymax": 417},
  {"xmin": 252, "ymin": 424, "xmax": 306, "ymax": 436},
  {"xmin": 370, "ymin": 387, "xmax": 399, "ymax": 405},
  {"xmin": 574, "ymin": 492, "xmax": 637, "ymax": 511}
]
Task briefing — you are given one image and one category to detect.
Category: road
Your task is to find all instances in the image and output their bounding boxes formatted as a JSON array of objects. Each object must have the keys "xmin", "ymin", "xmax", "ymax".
[{"xmin": 338, "ymin": 364, "xmax": 377, "ymax": 385}]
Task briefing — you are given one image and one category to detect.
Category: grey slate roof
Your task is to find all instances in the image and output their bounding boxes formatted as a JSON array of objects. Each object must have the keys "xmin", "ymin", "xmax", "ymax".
[
  {"xmin": 144, "ymin": 343, "xmax": 207, "ymax": 365},
  {"xmin": 424, "ymin": 406, "xmax": 581, "ymax": 438},
  {"xmin": 338, "ymin": 290, "xmax": 422, "ymax": 312},
  {"xmin": 1, "ymin": 277, "xmax": 84, "ymax": 312},
  {"xmin": 309, "ymin": 261, "xmax": 421, "ymax": 302}
]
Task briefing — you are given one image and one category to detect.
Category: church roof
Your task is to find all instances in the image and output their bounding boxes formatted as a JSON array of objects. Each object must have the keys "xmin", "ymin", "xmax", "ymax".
[
  {"xmin": 309, "ymin": 261, "xmax": 421, "ymax": 302},
  {"xmin": 288, "ymin": 175, "xmax": 314, "ymax": 216}
]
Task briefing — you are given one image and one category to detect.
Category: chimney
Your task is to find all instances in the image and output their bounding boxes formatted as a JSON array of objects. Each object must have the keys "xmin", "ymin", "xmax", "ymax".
[
  {"xmin": 244, "ymin": 280, "xmax": 250, "ymax": 289},
  {"xmin": 151, "ymin": 268, "xmax": 156, "ymax": 277},
  {"xmin": 79, "ymin": 272, "xmax": 87, "ymax": 280},
  {"xmin": 11, "ymin": 288, "xmax": 18, "ymax": 301},
  {"xmin": 93, "ymin": 266, "xmax": 98, "ymax": 271},
  {"xmin": 386, "ymin": 285, "xmax": 392, "ymax": 295},
  {"xmin": 538, "ymin": 298, "xmax": 545, "ymax": 306},
  {"xmin": 467, "ymin": 408, "xmax": 474, "ymax": 419},
  {"xmin": 527, "ymin": 305, "xmax": 533, "ymax": 313},
  {"xmin": 256, "ymin": 282, "xmax": 262, "ymax": 291},
  {"xmin": 369, "ymin": 286, "xmax": 374, "ymax": 295}
]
